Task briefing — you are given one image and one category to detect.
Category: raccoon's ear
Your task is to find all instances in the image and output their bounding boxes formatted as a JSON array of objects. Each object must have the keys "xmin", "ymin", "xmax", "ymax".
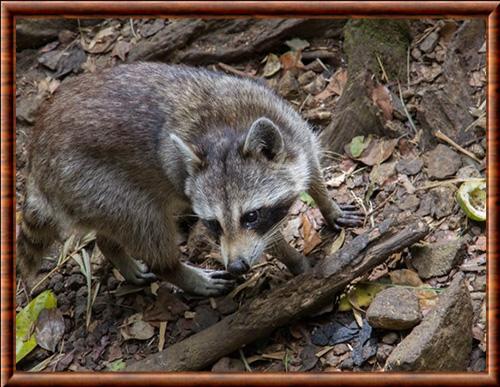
[
  {"xmin": 243, "ymin": 117, "xmax": 284, "ymax": 161},
  {"xmin": 170, "ymin": 133, "xmax": 204, "ymax": 174}
]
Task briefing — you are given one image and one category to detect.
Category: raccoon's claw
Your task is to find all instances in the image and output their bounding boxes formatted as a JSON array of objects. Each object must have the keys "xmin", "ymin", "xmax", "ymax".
[
  {"xmin": 197, "ymin": 269, "xmax": 236, "ymax": 296},
  {"xmin": 333, "ymin": 204, "xmax": 365, "ymax": 229},
  {"xmin": 116, "ymin": 259, "xmax": 157, "ymax": 285},
  {"xmin": 209, "ymin": 270, "xmax": 234, "ymax": 280}
]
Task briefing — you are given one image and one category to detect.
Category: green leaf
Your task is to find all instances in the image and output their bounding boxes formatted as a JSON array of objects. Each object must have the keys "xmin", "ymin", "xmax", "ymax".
[
  {"xmin": 337, "ymin": 282, "xmax": 385, "ymax": 312},
  {"xmin": 16, "ymin": 290, "xmax": 57, "ymax": 363},
  {"xmin": 349, "ymin": 135, "xmax": 371, "ymax": 158},
  {"xmin": 299, "ymin": 192, "xmax": 316, "ymax": 208},
  {"xmin": 107, "ymin": 359, "xmax": 126, "ymax": 371},
  {"xmin": 456, "ymin": 180, "xmax": 486, "ymax": 221}
]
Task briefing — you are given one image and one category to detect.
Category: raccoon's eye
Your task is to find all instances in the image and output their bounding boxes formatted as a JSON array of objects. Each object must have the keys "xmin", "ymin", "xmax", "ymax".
[
  {"xmin": 241, "ymin": 211, "xmax": 259, "ymax": 229},
  {"xmin": 202, "ymin": 219, "xmax": 222, "ymax": 236}
]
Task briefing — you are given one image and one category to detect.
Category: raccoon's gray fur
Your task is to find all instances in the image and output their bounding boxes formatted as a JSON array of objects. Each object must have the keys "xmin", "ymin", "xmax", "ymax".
[{"xmin": 17, "ymin": 63, "xmax": 362, "ymax": 296}]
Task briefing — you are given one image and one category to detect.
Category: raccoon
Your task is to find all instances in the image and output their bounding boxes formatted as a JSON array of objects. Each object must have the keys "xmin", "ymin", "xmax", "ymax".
[{"xmin": 17, "ymin": 63, "xmax": 363, "ymax": 296}]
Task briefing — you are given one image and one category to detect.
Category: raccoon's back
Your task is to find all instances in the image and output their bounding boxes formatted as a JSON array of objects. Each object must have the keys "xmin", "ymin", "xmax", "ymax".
[{"xmin": 29, "ymin": 63, "xmax": 315, "ymax": 171}]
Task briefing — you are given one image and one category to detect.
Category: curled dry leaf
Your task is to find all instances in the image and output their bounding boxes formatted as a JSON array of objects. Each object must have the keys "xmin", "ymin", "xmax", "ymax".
[
  {"xmin": 301, "ymin": 213, "xmax": 322, "ymax": 255},
  {"xmin": 315, "ymin": 68, "xmax": 348, "ymax": 101},
  {"xmin": 37, "ymin": 77, "xmax": 61, "ymax": 95},
  {"xmin": 262, "ymin": 54, "xmax": 281, "ymax": 78},
  {"xmin": 35, "ymin": 308, "xmax": 65, "ymax": 352},
  {"xmin": 111, "ymin": 40, "xmax": 132, "ymax": 61},
  {"xmin": 120, "ymin": 313, "xmax": 155, "ymax": 341},
  {"xmin": 82, "ymin": 26, "xmax": 118, "ymax": 54},
  {"xmin": 280, "ymin": 50, "xmax": 304, "ymax": 71}
]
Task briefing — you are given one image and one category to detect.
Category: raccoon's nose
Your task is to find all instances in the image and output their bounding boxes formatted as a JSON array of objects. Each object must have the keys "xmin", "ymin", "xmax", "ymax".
[{"xmin": 227, "ymin": 258, "xmax": 250, "ymax": 276}]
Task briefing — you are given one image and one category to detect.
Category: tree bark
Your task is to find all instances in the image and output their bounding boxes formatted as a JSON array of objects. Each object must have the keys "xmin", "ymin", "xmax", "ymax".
[
  {"xmin": 126, "ymin": 218, "xmax": 429, "ymax": 371},
  {"xmin": 320, "ymin": 20, "xmax": 411, "ymax": 153},
  {"xmin": 128, "ymin": 19, "xmax": 344, "ymax": 65}
]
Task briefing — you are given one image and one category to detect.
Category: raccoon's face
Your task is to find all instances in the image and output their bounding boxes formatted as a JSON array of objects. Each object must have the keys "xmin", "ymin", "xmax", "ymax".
[{"xmin": 171, "ymin": 117, "xmax": 310, "ymax": 275}]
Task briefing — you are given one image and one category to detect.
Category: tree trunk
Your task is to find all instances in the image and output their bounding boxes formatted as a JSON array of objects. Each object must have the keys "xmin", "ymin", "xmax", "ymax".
[{"xmin": 320, "ymin": 20, "xmax": 411, "ymax": 153}]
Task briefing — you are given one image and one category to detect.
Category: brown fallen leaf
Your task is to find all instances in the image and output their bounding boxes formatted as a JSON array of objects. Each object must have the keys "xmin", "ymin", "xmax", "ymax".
[
  {"xmin": 371, "ymin": 84, "xmax": 393, "ymax": 121},
  {"xmin": 35, "ymin": 308, "xmax": 65, "ymax": 352},
  {"xmin": 262, "ymin": 54, "xmax": 281, "ymax": 78},
  {"xmin": 111, "ymin": 40, "xmax": 132, "ymax": 61},
  {"xmin": 143, "ymin": 286, "xmax": 189, "ymax": 322},
  {"xmin": 354, "ymin": 138, "xmax": 398, "ymax": 166},
  {"xmin": 120, "ymin": 313, "xmax": 155, "ymax": 341},
  {"xmin": 301, "ymin": 213, "xmax": 322, "ymax": 255},
  {"xmin": 81, "ymin": 26, "xmax": 118, "ymax": 54},
  {"xmin": 315, "ymin": 68, "xmax": 347, "ymax": 100},
  {"xmin": 280, "ymin": 50, "xmax": 304, "ymax": 71}
]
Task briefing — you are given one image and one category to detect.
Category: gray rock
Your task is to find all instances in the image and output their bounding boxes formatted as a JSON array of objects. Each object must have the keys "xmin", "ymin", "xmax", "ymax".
[
  {"xmin": 419, "ymin": 31, "xmax": 440, "ymax": 53},
  {"xmin": 425, "ymin": 144, "xmax": 462, "ymax": 179},
  {"xmin": 410, "ymin": 238, "xmax": 466, "ymax": 279},
  {"xmin": 366, "ymin": 287, "xmax": 422, "ymax": 330},
  {"xmin": 469, "ymin": 143, "xmax": 485, "ymax": 159},
  {"xmin": 376, "ymin": 344, "xmax": 395, "ymax": 363},
  {"xmin": 333, "ymin": 343, "xmax": 349, "ymax": 355},
  {"xmin": 211, "ymin": 357, "xmax": 245, "ymax": 372},
  {"xmin": 396, "ymin": 158, "xmax": 423, "ymax": 175},
  {"xmin": 382, "ymin": 332, "xmax": 399, "ymax": 345},
  {"xmin": 16, "ymin": 94, "xmax": 46, "ymax": 124},
  {"xmin": 417, "ymin": 186, "xmax": 457, "ymax": 219},
  {"xmin": 385, "ymin": 274, "xmax": 473, "ymax": 371},
  {"xmin": 398, "ymin": 194, "xmax": 420, "ymax": 211},
  {"xmin": 456, "ymin": 165, "xmax": 481, "ymax": 179}
]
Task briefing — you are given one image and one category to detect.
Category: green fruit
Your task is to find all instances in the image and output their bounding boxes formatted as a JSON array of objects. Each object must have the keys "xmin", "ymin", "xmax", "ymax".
[{"xmin": 456, "ymin": 180, "xmax": 486, "ymax": 221}]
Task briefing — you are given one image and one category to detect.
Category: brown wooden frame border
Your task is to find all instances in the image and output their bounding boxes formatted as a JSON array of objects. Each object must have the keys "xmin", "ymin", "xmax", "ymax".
[{"xmin": 1, "ymin": 1, "xmax": 498, "ymax": 386}]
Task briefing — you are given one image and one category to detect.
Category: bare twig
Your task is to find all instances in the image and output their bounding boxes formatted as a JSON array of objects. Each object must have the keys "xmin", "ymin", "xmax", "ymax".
[
  {"xmin": 239, "ymin": 349, "xmax": 253, "ymax": 372},
  {"xmin": 397, "ymin": 81, "xmax": 417, "ymax": 134},
  {"xmin": 416, "ymin": 177, "xmax": 485, "ymax": 191},
  {"xmin": 375, "ymin": 54, "xmax": 389, "ymax": 83},
  {"xmin": 434, "ymin": 130, "xmax": 482, "ymax": 163}
]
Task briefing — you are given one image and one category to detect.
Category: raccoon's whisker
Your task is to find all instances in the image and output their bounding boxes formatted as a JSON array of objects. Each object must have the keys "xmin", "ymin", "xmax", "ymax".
[{"xmin": 262, "ymin": 218, "xmax": 288, "ymax": 244}]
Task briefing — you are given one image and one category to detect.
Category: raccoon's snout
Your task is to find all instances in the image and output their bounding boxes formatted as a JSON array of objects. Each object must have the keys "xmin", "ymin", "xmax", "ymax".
[{"xmin": 227, "ymin": 258, "xmax": 250, "ymax": 276}]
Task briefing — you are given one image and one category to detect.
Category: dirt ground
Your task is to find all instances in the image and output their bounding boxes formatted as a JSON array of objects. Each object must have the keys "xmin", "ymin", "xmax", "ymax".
[{"xmin": 15, "ymin": 18, "xmax": 486, "ymax": 372}]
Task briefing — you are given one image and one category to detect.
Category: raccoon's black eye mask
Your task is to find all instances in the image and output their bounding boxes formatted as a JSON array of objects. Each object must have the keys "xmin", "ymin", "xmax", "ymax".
[
  {"xmin": 202, "ymin": 219, "xmax": 222, "ymax": 237},
  {"xmin": 241, "ymin": 203, "xmax": 292, "ymax": 235}
]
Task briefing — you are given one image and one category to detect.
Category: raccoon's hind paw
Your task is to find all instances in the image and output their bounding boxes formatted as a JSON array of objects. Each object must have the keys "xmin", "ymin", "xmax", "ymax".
[
  {"xmin": 333, "ymin": 204, "xmax": 365, "ymax": 229},
  {"xmin": 119, "ymin": 260, "xmax": 157, "ymax": 285}
]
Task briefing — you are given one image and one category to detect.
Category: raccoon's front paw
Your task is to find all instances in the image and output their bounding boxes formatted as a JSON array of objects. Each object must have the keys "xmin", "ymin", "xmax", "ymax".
[
  {"xmin": 191, "ymin": 269, "xmax": 236, "ymax": 297},
  {"xmin": 332, "ymin": 204, "xmax": 365, "ymax": 229}
]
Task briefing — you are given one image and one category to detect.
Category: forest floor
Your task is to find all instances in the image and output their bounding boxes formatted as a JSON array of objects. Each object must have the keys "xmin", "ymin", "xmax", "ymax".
[{"xmin": 15, "ymin": 18, "xmax": 486, "ymax": 372}]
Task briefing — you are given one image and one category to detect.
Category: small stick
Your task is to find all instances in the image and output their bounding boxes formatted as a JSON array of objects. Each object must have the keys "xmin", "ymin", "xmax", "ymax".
[
  {"xmin": 406, "ymin": 46, "xmax": 411, "ymax": 90},
  {"xmin": 239, "ymin": 349, "xmax": 253, "ymax": 372},
  {"xmin": 416, "ymin": 177, "xmax": 485, "ymax": 191},
  {"xmin": 398, "ymin": 81, "xmax": 417, "ymax": 134},
  {"xmin": 130, "ymin": 19, "xmax": 139, "ymax": 40},
  {"xmin": 434, "ymin": 130, "xmax": 482, "ymax": 163},
  {"xmin": 366, "ymin": 189, "xmax": 397, "ymax": 216},
  {"xmin": 376, "ymin": 54, "xmax": 389, "ymax": 83},
  {"xmin": 217, "ymin": 62, "xmax": 255, "ymax": 79}
]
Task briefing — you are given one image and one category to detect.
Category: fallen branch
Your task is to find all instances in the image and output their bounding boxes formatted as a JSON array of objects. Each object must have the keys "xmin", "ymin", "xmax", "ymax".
[{"xmin": 126, "ymin": 218, "xmax": 428, "ymax": 371}]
